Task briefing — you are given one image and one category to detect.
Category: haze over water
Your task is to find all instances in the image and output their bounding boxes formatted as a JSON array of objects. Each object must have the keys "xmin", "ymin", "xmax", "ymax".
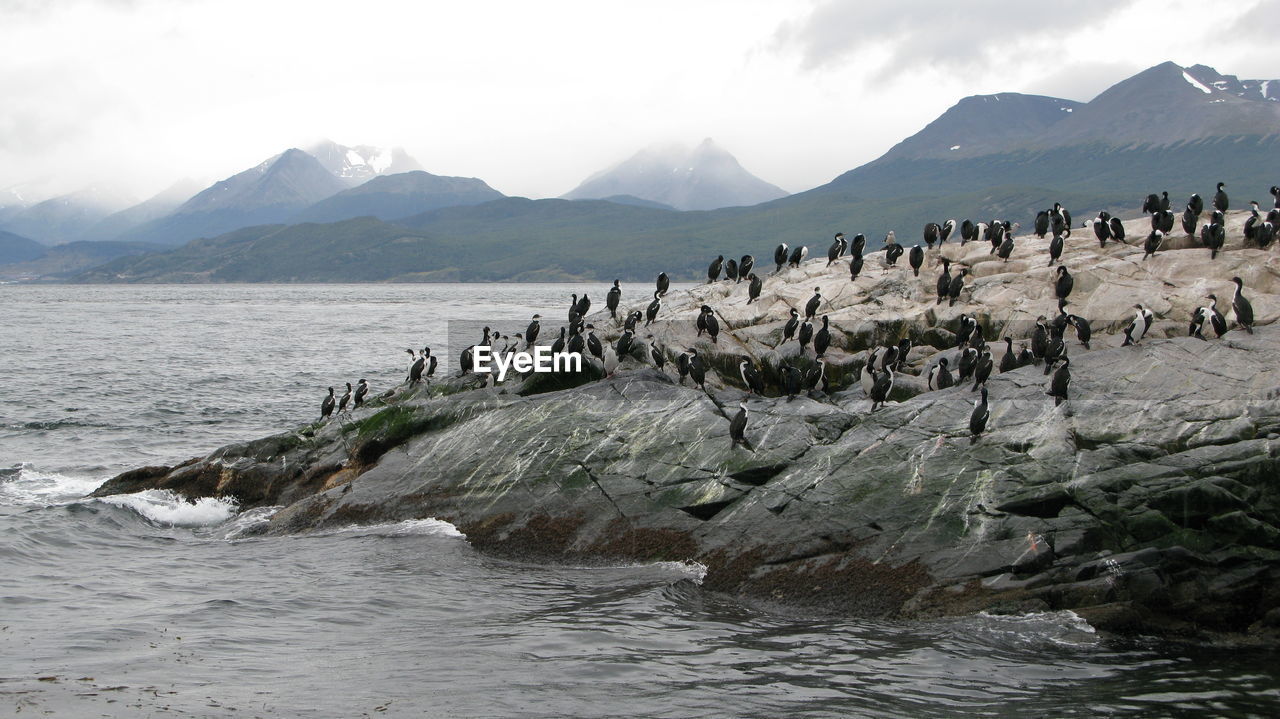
[{"xmin": 2, "ymin": 284, "xmax": 1277, "ymax": 717}]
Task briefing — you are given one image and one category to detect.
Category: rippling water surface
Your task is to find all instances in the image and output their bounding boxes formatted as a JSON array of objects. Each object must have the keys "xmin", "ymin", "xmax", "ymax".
[{"xmin": 2, "ymin": 284, "xmax": 1277, "ymax": 717}]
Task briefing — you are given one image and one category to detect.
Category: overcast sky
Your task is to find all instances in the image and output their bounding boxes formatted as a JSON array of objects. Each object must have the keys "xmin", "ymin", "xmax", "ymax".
[{"xmin": 3, "ymin": 0, "xmax": 1277, "ymax": 204}]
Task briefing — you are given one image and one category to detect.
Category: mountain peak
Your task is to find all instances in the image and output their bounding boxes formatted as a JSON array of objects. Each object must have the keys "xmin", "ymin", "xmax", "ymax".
[
  {"xmin": 563, "ymin": 140, "xmax": 787, "ymax": 210},
  {"xmin": 303, "ymin": 140, "xmax": 424, "ymax": 186}
]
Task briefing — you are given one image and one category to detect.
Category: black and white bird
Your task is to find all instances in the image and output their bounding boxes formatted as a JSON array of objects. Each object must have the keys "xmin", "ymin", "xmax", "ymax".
[
  {"xmin": 1213, "ymin": 182, "xmax": 1229, "ymax": 213},
  {"xmin": 645, "ymin": 291, "xmax": 662, "ymax": 327},
  {"xmin": 1188, "ymin": 193, "xmax": 1204, "ymax": 216},
  {"xmin": 1143, "ymin": 230, "xmax": 1163, "ymax": 260},
  {"xmin": 1122, "ymin": 304, "xmax": 1153, "ymax": 346},
  {"xmin": 337, "ymin": 382, "xmax": 352, "ymax": 413},
  {"xmin": 353, "ymin": 379, "xmax": 369, "ymax": 408},
  {"xmin": 969, "ymin": 387, "xmax": 990, "ymax": 443},
  {"xmin": 957, "ymin": 346, "xmax": 978, "ymax": 382},
  {"xmin": 703, "ymin": 307, "xmax": 720, "ymax": 344},
  {"xmin": 739, "ymin": 255, "xmax": 755, "ymax": 280},
  {"xmin": 729, "ymin": 401, "xmax": 750, "ymax": 450},
  {"xmin": 805, "ymin": 288, "xmax": 822, "ymax": 320},
  {"xmin": 782, "ymin": 307, "xmax": 800, "ymax": 345},
  {"xmin": 525, "ymin": 314, "xmax": 541, "ymax": 348},
  {"xmin": 924, "ymin": 222, "xmax": 941, "ymax": 247},
  {"xmin": 1232, "ymin": 277, "xmax": 1254, "ymax": 334},
  {"xmin": 567, "ymin": 326, "xmax": 586, "ymax": 356},
  {"xmin": 860, "ymin": 349, "xmax": 879, "ymax": 395},
  {"xmin": 814, "ymin": 315, "xmax": 831, "ymax": 358},
  {"xmin": 585, "ymin": 324, "xmax": 603, "ymax": 360},
  {"xmin": 1048, "ymin": 233, "xmax": 1064, "ymax": 266},
  {"xmin": 999, "ymin": 337, "xmax": 1018, "ymax": 373},
  {"xmin": 725, "ymin": 258, "xmax": 739, "ymax": 282},
  {"xmin": 788, "ymin": 245, "xmax": 808, "ymax": 268},
  {"xmin": 971, "ymin": 348, "xmax": 993, "ymax": 391},
  {"xmin": 1191, "ymin": 295, "xmax": 1228, "ymax": 340},
  {"xmin": 1055, "ymin": 265, "xmax": 1073, "ymax": 301},
  {"xmin": 688, "ymin": 348, "xmax": 706, "ymax": 389},
  {"xmin": 1048, "ymin": 357, "xmax": 1071, "ymax": 407},
  {"xmin": 1031, "ymin": 316, "xmax": 1049, "ymax": 364},
  {"xmin": 1109, "ymin": 216, "xmax": 1125, "ymax": 244},
  {"xmin": 827, "ymin": 234, "xmax": 845, "ymax": 266},
  {"xmin": 575, "ymin": 293, "xmax": 591, "ymax": 318},
  {"xmin": 948, "ymin": 268, "xmax": 968, "ymax": 307},
  {"xmin": 941, "ymin": 219, "xmax": 956, "ymax": 243},
  {"xmin": 869, "ymin": 366, "xmax": 894, "ymax": 411},
  {"xmin": 656, "ymin": 272, "xmax": 670, "ymax": 297},
  {"xmin": 407, "ymin": 349, "xmax": 426, "ymax": 385},
  {"xmin": 773, "ymin": 243, "xmax": 789, "ymax": 274},
  {"xmin": 1042, "ymin": 326, "xmax": 1065, "ymax": 375},
  {"xmin": 747, "ymin": 273, "xmax": 763, "ymax": 304},
  {"xmin": 321, "ymin": 387, "xmax": 336, "ymax": 419},
  {"xmin": 936, "ymin": 259, "xmax": 952, "ymax": 305},
  {"xmin": 1202, "ymin": 211, "xmax": 1226, "ymax": 258},
  {"xmin": 708, "ymin": 255, "xmax": 724, "ymax": 283},
  {"xmin": 1068, "ymin": 315, "xmax": 1091, "ymax": 350},
  {"xmin": 676, "ymin": 349, "xmax": 691, "ymax": 384},
  {"xmin": 615, "ymin": 329, "xmax": 635, "ymax": 358},
  {"xmin": 551, "ymin": 327, "xmax": 567, "ymax": 355},
  {"xmin": 956, "ymin": 313, "xmax": 977, "ymax": 347},
  {"xmin": 797, "ymin": 319, "xmax": 814, "ymax": 351},
  {"xmin": 850, "ymin": 234, "xmax": 866, "ymax": 257},
  {"xmin": 927, "ymin": 358, "xmax": 954, "ymax": 390},
  {"xmin": 606, "ymin": 281, "xmax": 621, "ymax": 319},
  {"xmin": 739, "ymin": 357, "xmax": 765, "ymax": 395},
  {"xmin": 806, "ymin": 358, "xmax": 829, "ymax": 393},
  {"xmin": 1090, "ymin": 214, "xmax": 1111, "ymax": 247},
  {"xmin": 648, "ymin": 337, "xmax": 667, "ymax": 369},
  {"xmin": 849, "ymin": 252, "xmax": 864, "ymax": 281},
  {"xmin": 909, "ymin": 244, "xmax": 924, "ymax": 276},
  {"xmin": 624, "ymin": 310, "xmax": 642, "ymax": 333},
  {"xmin": 885, "ymin": 235, "xmax": 903, "ymax": 266},
  {"xmin": 781, "ymin": 363, "xmax": 803, "ymax": 401},
  {"xmin": 997, "ymin": 233, "xmax": 1014, "ymax": 262},
  {"xmin": 1181, "ymin": 205, "xmax": 1198, "ymax": 237}
]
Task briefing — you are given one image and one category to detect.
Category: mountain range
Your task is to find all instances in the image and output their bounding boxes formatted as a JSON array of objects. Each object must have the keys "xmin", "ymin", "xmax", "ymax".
[
  {"xmin": 11, "ymin": 60, "xmax": 1280, "ymax": 283},
  {"xmin": 563, "ymin": 139, "xmax": 788, "ymax": 210}
]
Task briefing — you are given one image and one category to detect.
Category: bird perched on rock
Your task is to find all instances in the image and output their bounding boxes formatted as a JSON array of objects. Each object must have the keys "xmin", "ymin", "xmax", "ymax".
[
  {"xmin": 738, "ymin": 357, "xmax": 765, "ymax": 395},
  {"xmin": 725, "ymin": 258, "xmax": 738, "ymax": 282},
  {"xmin": 781, "ymin": 363, "xmax": 803, "ymax": 401},
  {"xmin": 781, "ymin": 307, "xmax": 800, "ymax": 345},
  {"xmin": 972, "ymin": 348, "xmax": 993, "ymax": 391},
  {"xmin": 805, "ymin": 288, "xmax": 822, "ymax": 320},
  {"xmin": 885, "ymin": 235, "xmax": 903, "ymax": 266},
  {"xmin": 645, "ymin": 291, "xmax": 662, "ymax": 327},
  {"xmin": 1143, "ymin": 230, "xmax": 1163, "ymax": 260},
  {"xmin": 788, "ymin": 245, "xmax": 808, "ymax": 268},
  {"xmin": 969, "ymin": 387, "xmax": 990, "ymax": 443},
  {"xmin": 999, "ymin": 337, "xmax": 1018, "ymax": 373},
  {"xmin": 948, "ymin": 268, "xmax": 968, "ymax": 307},
  {"xmin": 869, "ymin": 367, "xmax": 894, "ymax": 411},
  {"xmin": 739, "ymin": 255, "xmax": 754, "ymax": 280},
  {"xmin": 747, "ymin": 273, "xmax": 762, "ymax": 304},
  {"xmin": 936, "ymin": 259, "xmax": 952, "ymax": 305},
  {"xmin": 1214, "ymin": 182, "xmax": 1229, "ymax": 213},
  {"xmin": 1191, "ymin": 295, "xmax": 1227, "ymax": 340},
  {"xmin": 1055, "ymin": 266, "xmax": 1074, "ymax": 301},
  {"xmin": 606, "ymin": 281, "xmax": 621, "ymax": 319},
  {"xmin": 849, "ymin": 251, "xmax": 864, "ymax": 281},
  {"xmin": 1122, "ymin": 304, "xmax": 1154, "ymax": 346},
  {"xmin": 337, "ymin": 382, "xmax": 352, "ymax": 413},
  {"xmin": 321, "ymin": 387, "xmax": 336, "ymax": 420},
  {"xmin": 707, "ymin": 255, "xmax": 724, "ymax": 283},
  {"xmin": 1232, "ymin": 277, "xmax": 1254, "ymax": 334},
  {"xmin": 773, "ymin": 243, "xmax": 789, "ymax": 274},
  {"xmin": 729, "ymin": 401, "xmax": 750, "ymax": 450},
  {"xmin": 814, "ymin": 315, "xmax": 831, "ymax": 358},
  {"xmin": 647, "ymin": 336, "xmax": 666, "ymax": 370},
  {"xmin": 927, "ymin": 358, "xmax": 954, "ymax": 390},
  {"xmin": 1047, "ymin": 356, "xmax": 1071, "ymax": 406},
  {"xmin": 1048, "ymin": 233, "xmax": 1064, "ymax": 266},
  {"xmin": 353, "ymin": 378, "xmax": 369, "ymax": 408},
  {"xmin": 909, "ymin": 245, "xmax": 924, "ymax": 276}
]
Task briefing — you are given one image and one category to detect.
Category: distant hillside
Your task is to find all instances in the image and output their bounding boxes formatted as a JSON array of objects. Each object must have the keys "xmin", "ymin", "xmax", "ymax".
[
  {"xmin": 564, "ymin": 139, "xmax": 788, "ymax": 210},
  {"xmin": 293, "ymin": 171, "xmax": 504, "ymax": 223},
  {"xmin": 0, "ymin": 186, "xmax": 136, "ymax": 245},
  {"xmin": 0, "ymin": 230, "xmax": 45, "ymax": 264},
  {"xmin": 120, "ymin": 149, "xmax": 348, "ymax": 246},
  {"xmin": 2, "ymin": 239, "xmax": 158, "ymax": 280},
  {"xmin": 78, "ymin": 179, "xmax": 204, "ymax": 242}
]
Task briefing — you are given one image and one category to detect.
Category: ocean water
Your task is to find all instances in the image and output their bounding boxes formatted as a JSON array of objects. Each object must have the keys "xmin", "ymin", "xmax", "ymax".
[{"xmin": 2, "ymin": 283, "xmax": 1278, "ymax": 718}]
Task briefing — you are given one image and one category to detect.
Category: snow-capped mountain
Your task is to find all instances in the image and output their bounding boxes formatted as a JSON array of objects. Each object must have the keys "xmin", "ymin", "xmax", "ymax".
[
  {"xmin": 563, "ymin": 139, "xmax": 788, "ymax": 211},
  {"xmin": 305, "ymin": 140, "xmax": 424, "ymax": 186}
]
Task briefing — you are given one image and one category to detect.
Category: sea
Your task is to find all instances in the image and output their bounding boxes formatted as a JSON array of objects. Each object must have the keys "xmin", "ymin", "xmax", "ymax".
[{"xmin": 1, "ymin": 283, "xmax": 1277, "ymax": 718}]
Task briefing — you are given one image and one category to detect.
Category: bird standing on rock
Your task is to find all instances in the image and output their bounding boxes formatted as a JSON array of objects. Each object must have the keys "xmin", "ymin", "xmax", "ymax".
[
  {"xmin": 814, "ymin": 315, "xmax": 831, "ymax": 358},
  {"xmin": 782, "ymin": 307, "xmax": 800, "ymax": 345},
  {"xmin": 1048, "ymin": 357, "xmax": 1071, "ymax": 407},
  {"xmin": 606, "ymin": 281, "xmax": 621, "ymax": 320},
  {"xmin": 1055, "ymin": 266, "xmax": 1074, "ymax": 301},
  {"xmin": 645, "ymin": 291, "xmax": 662, "ymax": 327},
  {"xmin": 869, "ymin": 367, "xmax": 894, "ymax": 411},
  {"xmin": 739, "ymin": 255, "xmax": 754, "ymax": 280},
  {"xmin": 927, "ymin": 358, "xmax": 953, "ymax": 390},
  {"xmin": 1232, "ymin": 277, "xmax": 1254, "ymax": 334},
  {"xmin": 948, "ymin": 268, "xmax": 968, "ymax": 307},
  {"xmin": 747, "ymin": 274, "xmax": 762, "ymax": 304},
  {"xmin": 708, "ymin": 256, "xmax": 723, "ymax": 283},
  {"xmin": 936, "ymin": 259, "xmax": 952, "ymax": 304},
  {"xmin": 729, "ymin": 401, "xmax": 750, "ymax": 450},
  {"xmin": 739, "ymin": 357, "xmax": 765, "ymax": 395},
  {"xmin": 656, "ymin": 272, "xmax": 670, "ymax": 297},
  {"xmin": 805, "ymin": 288, "xmax": 822, "ymax": 320},
  {"xmin": 321, "ymin": 387, "xmax": 335, "ymax": 420},
  {"xmin": 788, "ymin": 245, "xmax": 808, "ymax": 268},
  {"xmin": 970, "ymin": 387, "xmax": 990, "ymax": 442},
  {"xmin": 1214, "ymin": 182, "xmax": 1229, "ymax": 213},
  {"xmin": 1122, "ymin": 304, "xmax": 1153, "ymax": 346},
  {"xmin": 909, "ymin": 245, "xmax": 924, "ymax": 276},
  {"xmin": 773, "ymin": 243, "xmax": 789, "ymax": 273},
  {"xmin": 337, "ymin": 382, "xmax": 352, "ymax": 413}
]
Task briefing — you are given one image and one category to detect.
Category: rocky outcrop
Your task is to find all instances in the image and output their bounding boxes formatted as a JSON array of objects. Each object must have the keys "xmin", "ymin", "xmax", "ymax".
[{"xmin": 92, "ymin": 210, "xmax": 1280, "ymax": 641}]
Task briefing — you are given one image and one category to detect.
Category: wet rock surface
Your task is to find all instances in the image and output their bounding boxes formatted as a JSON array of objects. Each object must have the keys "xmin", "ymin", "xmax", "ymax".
[{"xmin": 93, "ymin": 211, "xmax": 1280, "ymax": 641}]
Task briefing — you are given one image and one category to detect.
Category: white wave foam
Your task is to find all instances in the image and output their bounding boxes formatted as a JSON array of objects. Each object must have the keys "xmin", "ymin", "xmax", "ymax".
[
  {"xmin": 221, "ymin": 505, "xmax": 282, "ymax": 540},
  {"xmin": 0, "ymin": 464, "xmax": 106, "ymax": 506},
  {"xmin": 653, "ymin": 560, "xmax": 708, "ymax": 584},
  {"xmin": 327, "ymin": 518, "xmax": 466, "ymax": 539},
  {"xmin": 99, "ymin": 489, "xmax": 240, "ymax": 528}
]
